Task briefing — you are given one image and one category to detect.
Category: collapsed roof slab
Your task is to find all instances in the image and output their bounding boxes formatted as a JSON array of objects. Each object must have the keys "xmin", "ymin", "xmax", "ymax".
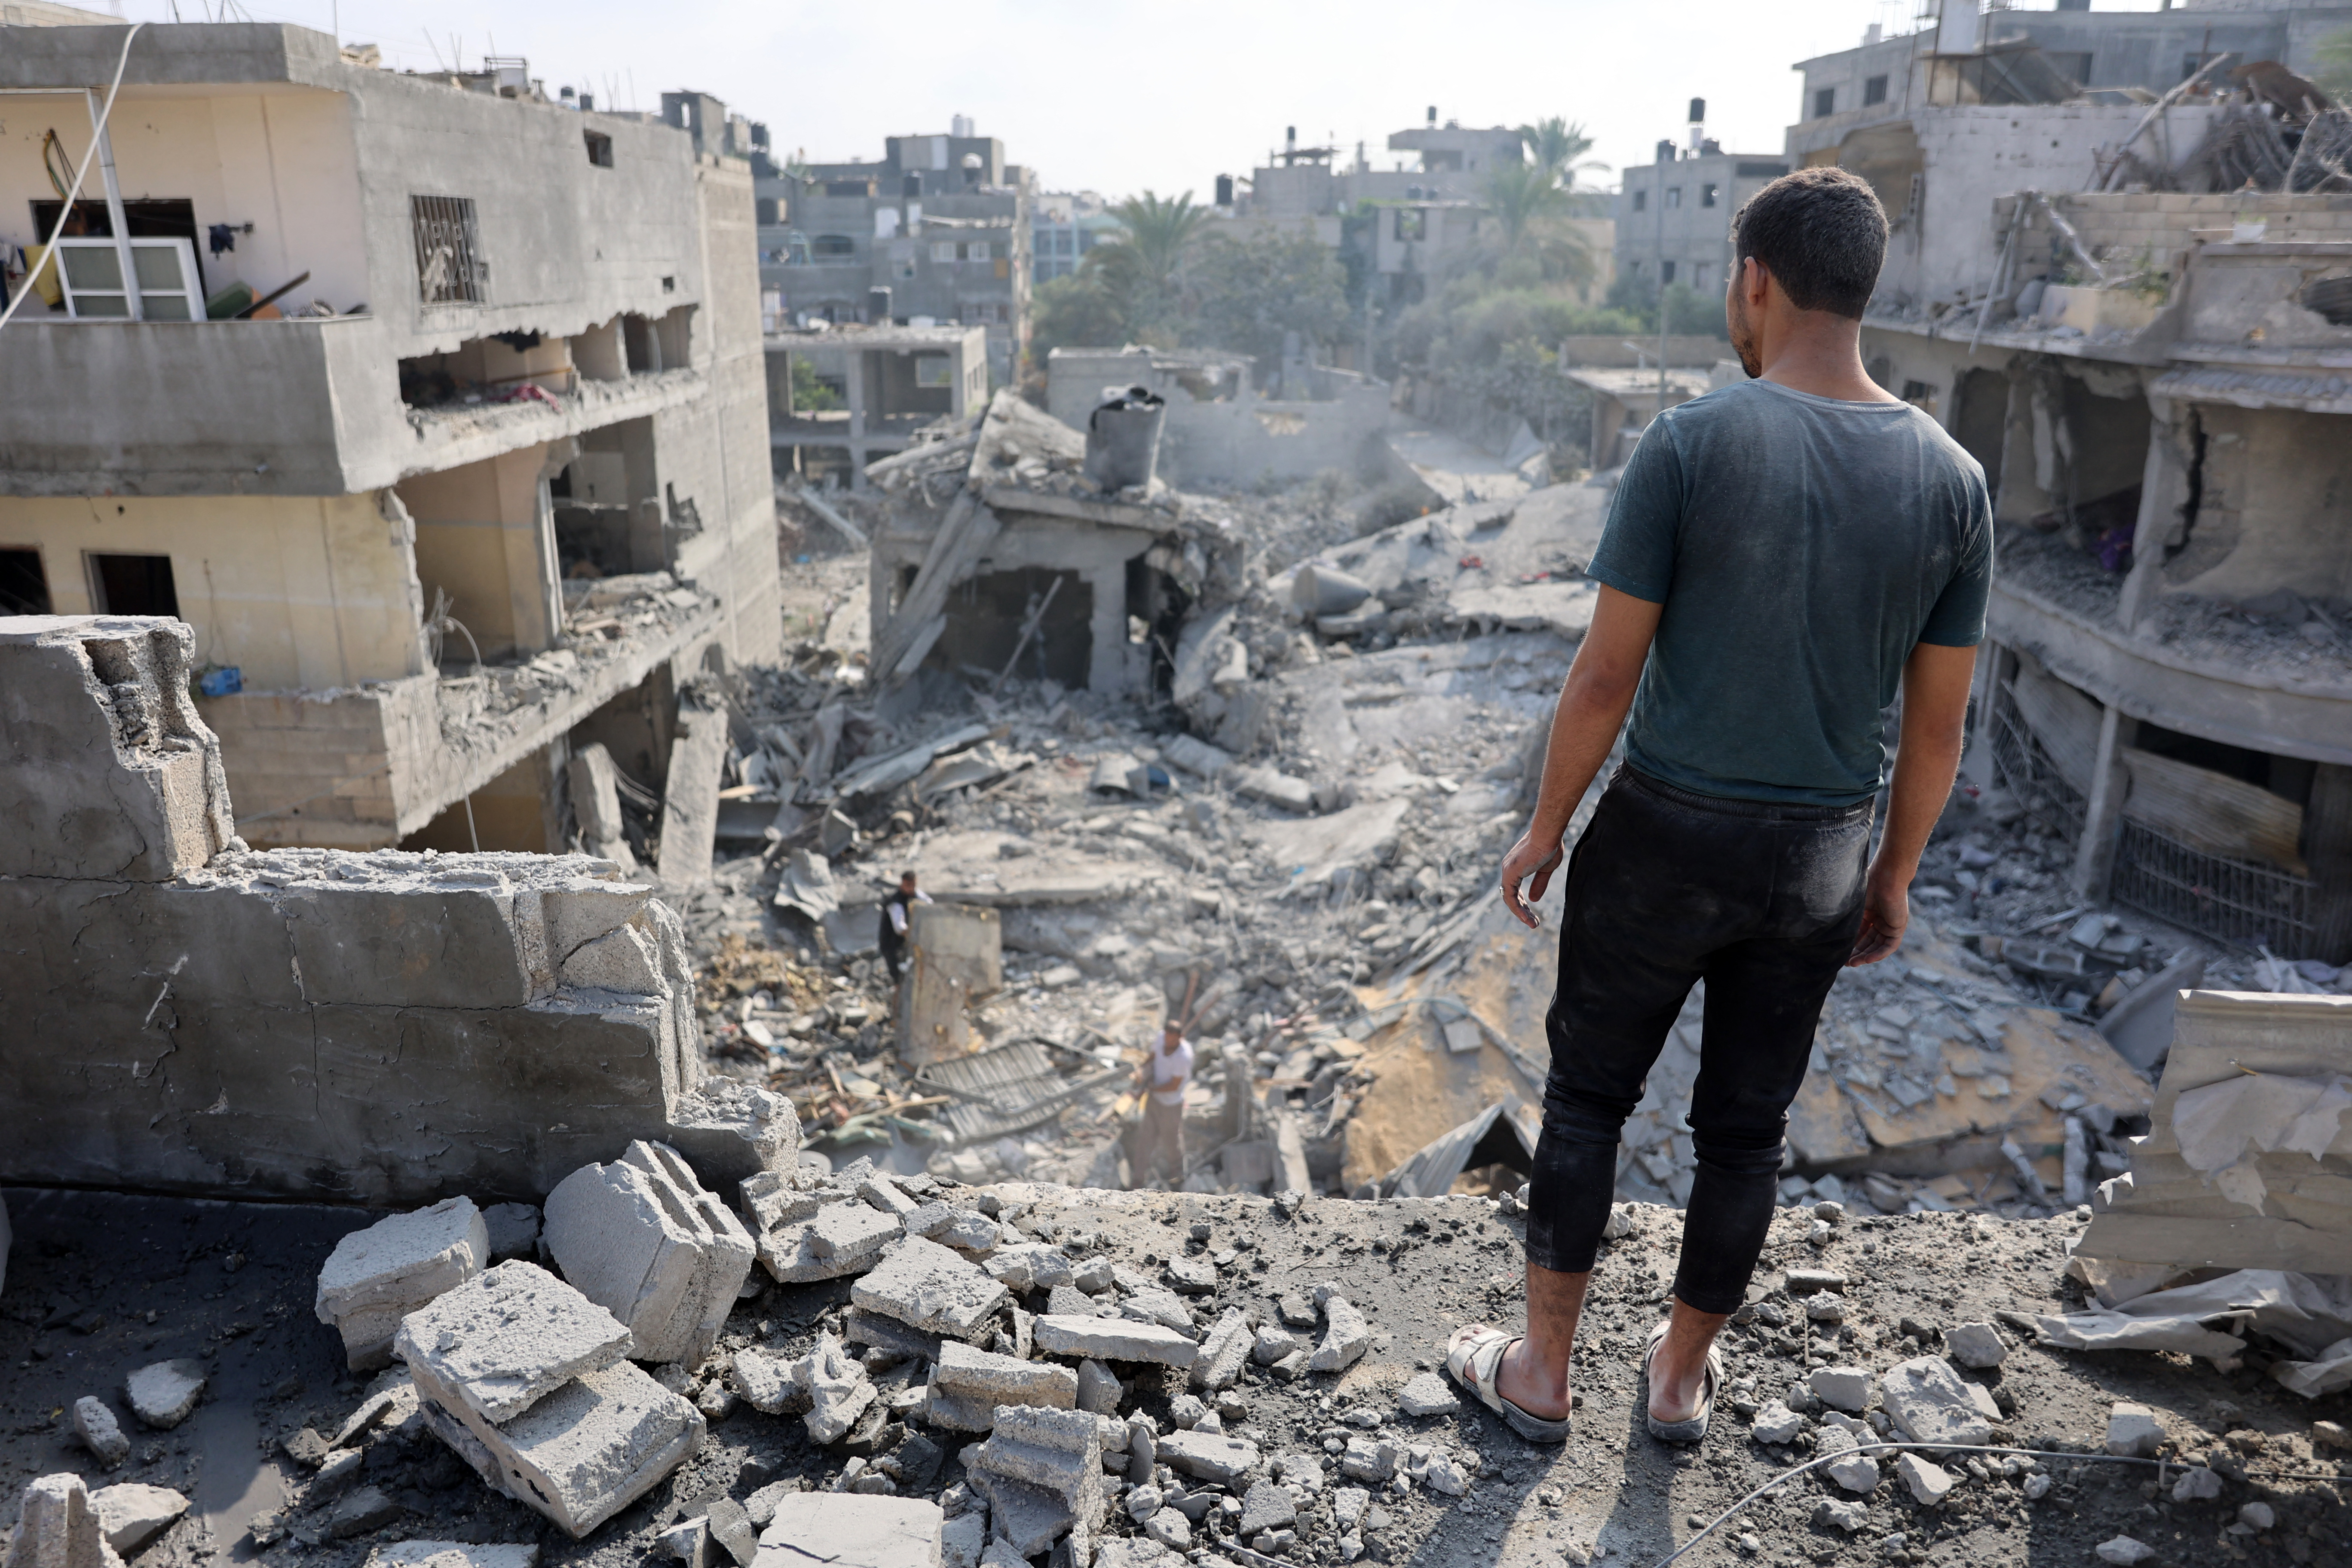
[{"xmin": 0, "ymin": 615, "xmax": 798, "ymax": 1206}]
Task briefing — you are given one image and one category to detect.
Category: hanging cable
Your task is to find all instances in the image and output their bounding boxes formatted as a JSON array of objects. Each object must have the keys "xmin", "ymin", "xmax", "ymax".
[{"xmin": 0, "ymin": 22, "xmax": 146, "ymax": 337}]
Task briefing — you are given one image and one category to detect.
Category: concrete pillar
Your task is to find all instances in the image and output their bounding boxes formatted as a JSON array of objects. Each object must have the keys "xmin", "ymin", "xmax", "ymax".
[
  {"xmin": 2306, "ymin": 764, "xmax": 2352, "ymax": 964},
  {"xmin": 1964, "ymin": 640, "xmax": 2015, "ymax": 790},
  {"xmin": 2118, "ymin": 395, "xmax": 2191, "ymax": 632},
  {"xmin": 1083, "ymin": 563, "xmax": 1128, "ymax": 695},
  {"xmin": 2071, "ymin": 700, "xmax": 2134, "ymax": 903},
  {"xmin": 845, "ymin": 352, "xmax": 868, "ymax": 492},
  {"xmin": 1995, "ymin": 361, "xmax": 2059, "ymax": 524}
]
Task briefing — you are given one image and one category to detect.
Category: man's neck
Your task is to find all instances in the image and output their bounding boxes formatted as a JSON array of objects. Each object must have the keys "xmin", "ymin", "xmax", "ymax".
[{"xmin": 1755, "ymin": 315, "xmax": 1899, "ymax": 404}]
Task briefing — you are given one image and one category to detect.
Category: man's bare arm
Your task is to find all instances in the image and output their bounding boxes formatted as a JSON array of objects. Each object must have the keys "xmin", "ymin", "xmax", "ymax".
[
  {"xmin": 1850, "ymin": 641, "xmax": 1978, "ymax": 965},
  {"xmin": 1499, "ymin": 585, "xmax": 1664, "ymax": 928}
]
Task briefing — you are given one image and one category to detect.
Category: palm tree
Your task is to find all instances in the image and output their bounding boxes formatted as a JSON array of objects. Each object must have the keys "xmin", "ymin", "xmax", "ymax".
[
  {"xmin": 1105, "ymin": 190, "xmax": 1208, "ymax": 290},
  {"xmin": 1515, "ymin": 117, "xmax": 1608, "ymax": 192},
  {"xmin": 1483, "ymin": 162, "xmax": 1569, "ymax": 253}
]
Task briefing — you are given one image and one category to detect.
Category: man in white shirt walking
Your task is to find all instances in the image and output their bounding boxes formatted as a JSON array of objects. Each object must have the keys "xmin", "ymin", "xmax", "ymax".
[
  {"xmin": 1136, "ymin": 1020, "xmax": 1193, "ymax": 1188},
  {"xmin": 877, "ymin": 871, "xmax": 931, "ymax": 984}
]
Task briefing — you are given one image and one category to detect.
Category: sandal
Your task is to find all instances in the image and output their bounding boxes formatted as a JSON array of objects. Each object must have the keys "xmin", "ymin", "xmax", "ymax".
[
  {"xmin": 1445, "ymin": 1325, "xmax": 1572, "ymax": 1444},
  {"xmin": 1639, "ymin": 1320, "xmax": 1724, "ymax": 1444}
]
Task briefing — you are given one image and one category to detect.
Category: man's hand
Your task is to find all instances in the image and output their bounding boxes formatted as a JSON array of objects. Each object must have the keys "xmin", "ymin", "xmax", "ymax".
[
  {"xmin": 1847, "ymin": 861, "xmax": 1909, "ymax": 965},
  {"xmin": 1500, "ymin": 831, "xmax": 1566, "ymax": 930}
]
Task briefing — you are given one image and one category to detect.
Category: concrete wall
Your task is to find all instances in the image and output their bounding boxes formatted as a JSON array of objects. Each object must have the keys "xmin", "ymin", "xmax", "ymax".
[
  {"xmin": 400, "ymin": 445, "xmax": 563, "ymax": 662},
  {"xmin": 1044, "ymin": 349, "xmax": 1393, "ymax": 487},
  {"xmin": 2170, "ymin": 403, "xmax": 2352, "ymax": 605},
  {"xmin": 0, "ymin": 614, "xmax": 796, "ymax": 1204},
  {"xmin": 0, "ymin": 489, "xmax": 426, "ymax": 688}
]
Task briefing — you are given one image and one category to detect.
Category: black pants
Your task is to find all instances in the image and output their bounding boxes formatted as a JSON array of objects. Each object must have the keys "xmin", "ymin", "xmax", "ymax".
[
  {"xmin": 1525, "ymin": 766, "xmax": 1873, "ymax": 1314},
  {"xmin": 879, "ymin": 930, "xmax": 906, "ymax": 983}
]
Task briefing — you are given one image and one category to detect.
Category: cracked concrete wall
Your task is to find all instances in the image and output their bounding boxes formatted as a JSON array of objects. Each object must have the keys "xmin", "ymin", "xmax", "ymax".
[{"xmin": 0, "ymin": 615, "xmax": 796, "ymax": 1204}]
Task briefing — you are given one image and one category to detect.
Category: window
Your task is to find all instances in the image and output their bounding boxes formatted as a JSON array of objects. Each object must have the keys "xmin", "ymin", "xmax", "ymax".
[
  {"xmin": 811, "ymin": 234, "xmax": 855, "ymax": 260},
  {"xmin": 931, "ymin": 241, "xmax": 959, "ymax": 264},
  {"xmin": 87, "ymin": 553, "xmax": 178, "ymax": 617},
  {"xmin": 1701, "ymin": 183, "xmax": 1718, "ymax": 208},
  {"xmin": 756, "ymin": 197, "xmax": 778, "ymax": 227},
  {"xmin": 890, "ymin": 240, "xmax": 916, "ymax": 281},
  {"xmin": 1394, "ymin": 208, "xmax": 1426, "ymax": 241},
  {"xmin": 1814, "ymin": 86, "xmax": 1836, "ymax": 119},
  {"xmin": 915, "ymin": 355, "xmax": 954, "ymax": 388},
  {"xmin": 824, "ymin": 179, "xmax": 875, "ymax": 197},
  {"xmin": 1863, "ymin": 74, "xmax": 1889, "ymax": 107},
  {"xmin": 1665, "ymin": 187, "xmax": 1682, "ymax": 209},
  {"xmin": 966, "ymin": 241, "xmax": 990, "ymax": 263},
  {"xmin": 1899, "ymin": 380, "xmax": 1939, "ymax": 416},
  {"xmin": 1631, "ymin": 190, "xmax": 1647, "ymax": 213},
  {"xmin": 1660, "ymin": 260, "xmax": 1677, "ymax": 284},
  {"xmin": 53, "ymin": 237, "xmax": 202, "ymax": 320},
  {"xmin": 1734, "ymin": 161, "xmax": 1790, "ymax": 179},
  {"xmin": 584, "ymin": 129, "xmax": 614, "ymax": 168},
  {"xmin": 0, "ymin": 548, "xmax": 50, "ymax": 615},
  {"xmin": 411, "ymin": 196, "xmax": 486, "ymax": 305},
  {"xmin": 1693, "ymin": 263, "xmax": 1711, "ymax": 291}
]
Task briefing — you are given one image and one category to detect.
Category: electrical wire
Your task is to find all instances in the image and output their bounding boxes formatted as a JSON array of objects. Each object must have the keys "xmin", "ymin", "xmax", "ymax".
[
  {"xmin": 0, "ymin": 22, "xmax": 146, "ymax": 337},
  {"xmin": 1647, "ymin": 1440, "xmax": 2350, "ymax": 1568}
]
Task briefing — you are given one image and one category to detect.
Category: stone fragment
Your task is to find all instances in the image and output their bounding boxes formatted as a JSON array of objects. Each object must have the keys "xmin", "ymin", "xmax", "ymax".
[
  {"xmin": 1750, "ymin": 1403, "xmax": 1806, "ymax": 1444},
  {"xmin": 1189, "ymin": 1310, "xmax": 1251, "ymax": 1391},
  {"xmin": 985, "ymin": 1243, "xmax": 1075, "ymax": 1293},
  {"xmin": 755, "ymin": 1494, "xmax": 943, "ymax": 1568},
  {"xmin": 704, "ymin": 1499, "xmax": 756, "ymax": 1567},
  {"xmin": 309, "ymin": 1449, "xmax": 365, "ymax": 1503},
  {"xmin": 1806, "ymin": 1366, "xmax": 1870, "ymax": 1414},
  {"xmin": 5, "ymin": 1474, "xmax": 118, "ymax": 1568},
  {"xmin": 1813, "ymin": 1498, "xmax": 1868, "ymax": 1534},
  {"xmin": 282, "ymin": 1429, "xmax": 333, "ymax": 1469},
  {"xmin": 322, "ymin": 1486, "xmax": 405, "ymax": 1539},
  {"xmin": 2313, "ymin": 1419, "xmax": 2350, "ymax": 1451},
  {"xmin": 741, "ymin": 1176, "xmax": 903, "ymax": 1284},
  {"xmin": 940, "ymin": 1213, "xmax": 1001, "ymax": 1254},
  {"xmin": 1417, "ymin": 1450, "xmax": 1471, "ymax": 1496},
  {"xmin": 543, "ymin": 1141, "xmax": 756, "ymax": 1366},
  {"xmin": 2105, "ymin": 1403, "xmax": 2165, "ymax": 1458},
  {"xmin": 413, "ymin": 1360, "xmax": 704, "ymax": 1539},
  {"xmin": 852, "ymin": 1238, "xmax": 1011, "ymax": 1341},
  {"xmin": 654, "ymin": 1518, "xmax": 710, "ymax": 1568},
  {"xmin": 99, "ymin": 1492, "xmax": 181, "ymax": 1566},
  {"xmin": 1396, "ymin": 1372, "xmax": 1459, "ymax": 1418},
  {"xmin": 365, "ymin": 1544, "xmax": 539, "ymax": 1568},
  {"xmin": 1032, "ymin": 1315, "xmax": 1197, "ymax": 1368},
  {"xmin": 1815, "ymin": 1428, "xmax": 1880, "ymax": 1494},
  {"xmin": 1309, "ymin": 1296, "xmax": 1370, "ymax": 1373},
  {"xmin": 729, "ymin": 1348, "xmax": 806, "ymax": 1416},
  {"xmin": 1894, "ymin": 1454, "xmax": 1953, "ymax": 1507},
  {"xmin": 1944, "ymin": 1323, "xmax": 2007, "ymax": 1369},
  {"xmin": 965, "ymin": 1406, "xmax": 1104, "ymax": 1559},
  {"xmin": 315, "ymin": 1198, "xmax": 488, "ymax": 1371},
  {"xmin": 72, "ymin": 1401, "xmax": 128, "ymax": 1469},
  {"xmin": 1784, "ymin": 1269, "xmax": 1845, "ymax": 1296},
  {"xmin": 2239, "ymin": 1502, "xmax": 2276, "ymax": 1531},
  {"xmin": 2023, "ymin": 1473, "xmax": 2052, "ymax": 1501},
  {"xmin": 2094, "ymin": 1537, "xmax": 2154, "ymax": 1566},
  {"xmin": 1044, "ymin": 1286, "xmax": 1095, "ymax": 1318},
  {"xmin": 1253, "ymin": 1325, "xmax": 1303, "ymax": 1366},
  {"xmin": 1164, "ymin": 1256, "xmax": 1217, "ymax": 1294},
  {"xmin": 481, "ymin": 1205, "xmax": 542, "ymax": 1263},
  {"xmin": 1095, "ymin": 1544, "xmax": 1176, "ymax": 1568},
  {"xmin": 2171, "ymin": 1466, "xmax": 2222, "ymax": 1502},
  {"xmin": 1143, "ymin": 1510, "xmax": 1191, "ymax": 1550},
  {"xmin": 1158, "ymin": 1429, "xmax": 1260, "ymax": 1485},
  {"xmin": 1075, "ymin": 1360, "xmax": 1121, "ymax": 1415},
  {"xmin": 394, "ymin": 1262, "xmax": 631, "ymax": 1426},
  {"xmin": 1277, "ymin": 1294, "xmax": 1317, "ymax": 1328},
  {"xmin": 940, "ymin": 1513, "xmax": 984, "ymax": 1568},
  {"xmin": 124, "ymin": 1362, "xmax": 206, "ymax": 1431},
  {"xmin": 1880, "ymin": 1358, "xmax": 1999, "ymax": 1449},
  {"xmin": 934, "ymin": 1341, "xmax": 1078, "ymax": 1410},
  {"xmin": 859, "ymin": 1175, "xmax": 921, "ymax": 1220},
  {"xmin": 1338, "ymin": 1435, "xmax": 1399, "ymax": 1483},
  {"xmin": 1804, "ymin": 1296, "xmax": 1845, "ymax": 1324},
  {"xmin": 798, "ymin": 1335, "xmax": 878, "ymax": 1445},
  {"xmin": 1126, "ymin": 1413, "xmax": 1157, "ymax": 1483}
]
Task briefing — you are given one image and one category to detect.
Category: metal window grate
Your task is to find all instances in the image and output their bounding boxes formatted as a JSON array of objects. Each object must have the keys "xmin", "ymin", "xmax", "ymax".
[
  {"xmin": 411, "ymin": 195, "xmax": 487, "ymax": 305},
  {"xmin": 1985, "ymin": 674, "xmax": 2086, "ymax": 843},
  {"xmin": 2111, "ymin": 821, "xmax": 2326, "ymax": 959}
]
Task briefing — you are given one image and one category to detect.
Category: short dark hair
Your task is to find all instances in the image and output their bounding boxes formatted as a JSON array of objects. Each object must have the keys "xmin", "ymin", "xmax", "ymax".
[{"xmin": 1731, "ymin": 166, "xmax": 1887, "ymax": 318}]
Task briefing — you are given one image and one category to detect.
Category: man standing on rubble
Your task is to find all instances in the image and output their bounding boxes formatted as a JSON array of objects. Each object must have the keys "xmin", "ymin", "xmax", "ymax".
[
  {"xmin": 877, "ymin": 871, "xmax": 930, "ymax": 986},
  {"xmin": 1454, "ymin": 167, "xmax": 1990, "ymax": 1446},
  {"xmin": 1135, "ymin": 1020, "xmax": 1193, "ymax": 1188}
]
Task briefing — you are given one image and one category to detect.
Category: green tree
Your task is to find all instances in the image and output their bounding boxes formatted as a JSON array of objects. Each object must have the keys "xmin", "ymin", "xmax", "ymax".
[
  {"xmin": 1029, "ymin": 270, "xmax": 1132, "ymax": 362},
  {"xmin": 1185, "ymin": 230, "xmax": 1351, "ymax": 370},
  {"xmin": 1515, "ymin": 117, "xmax": 1605, "ymax": 190},
  {"xmin": 1083, "ymin": 190, "xmax": 1209, "ymax": 337}
]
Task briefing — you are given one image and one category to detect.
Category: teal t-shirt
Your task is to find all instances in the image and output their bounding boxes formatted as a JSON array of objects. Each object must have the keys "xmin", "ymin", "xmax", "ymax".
[{"xmin": 1587, "ymin": 378, "xmax": 1994, "ymax": 806}]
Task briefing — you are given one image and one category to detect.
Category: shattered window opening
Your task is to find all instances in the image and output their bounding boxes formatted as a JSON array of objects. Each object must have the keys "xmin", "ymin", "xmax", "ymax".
[{"xmin": 410, "ymin": 194, "xmax": 487, "ymax": 306}]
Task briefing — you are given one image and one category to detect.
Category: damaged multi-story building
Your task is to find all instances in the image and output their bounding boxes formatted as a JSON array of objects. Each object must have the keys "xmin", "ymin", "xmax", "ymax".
[
  {"xmin": 754, "ymin": 122, "xmax": 1032, "ymax": 385},
  {"xmin": 0, "ymin": 20, "xmax": 779, "ymax": 854},
  {"xmin": 1787, "ymin": 1, "xmax": 2352, "ymax": 961},
  {"xmin": 1611, "ymin": 110, "xmax": 1789, "ymax": 301}
]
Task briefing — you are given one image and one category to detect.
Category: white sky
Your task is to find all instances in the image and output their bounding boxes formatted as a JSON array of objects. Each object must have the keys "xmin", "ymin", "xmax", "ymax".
[{"xmin": 120, "ymin": 1, "xmax": 2169, "ymax": 197}]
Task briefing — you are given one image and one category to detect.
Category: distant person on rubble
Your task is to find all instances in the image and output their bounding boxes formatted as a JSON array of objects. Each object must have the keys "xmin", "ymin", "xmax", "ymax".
[
  {"xmin": 1135, "ymin": 1020, "xmax": 1193, "ymax": 1188},
  {"xmin": 877, "ymin": 870, "xmax": 931, "ymax": 985},
  {"xmin": 1455, "ymin": 166, "xmax": 1990, "ymax": 1446}
]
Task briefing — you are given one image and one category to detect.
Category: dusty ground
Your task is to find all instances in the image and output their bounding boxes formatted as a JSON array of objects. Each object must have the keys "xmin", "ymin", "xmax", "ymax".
[{"xmin": 4, "ymin": 1183, "xmax": 2344, "ymax": 1568}]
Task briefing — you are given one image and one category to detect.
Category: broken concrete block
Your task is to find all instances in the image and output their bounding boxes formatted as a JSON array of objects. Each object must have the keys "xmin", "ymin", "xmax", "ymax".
[
  {"xmin": 1126, "ymin": 1413, "xmax": 1157, "ymax": 1483},
  {"xmin": 1338, "ymin": 1435, "xmax": 1399, "ymax": 1483},
  {"xmin": 843, "ymin": 1307, "xmax": 943, "ymax": 1364},
  {"xmin": 1750, "ymin": 1403, "xmax": 1807, "ymax": 1444},
  {"xmin": 1157, "ymin": 1429, "xmax": 1260, "ymax": 1485},
  {"xmin": 744, "ymin": 1179, "xmax": 904, "ymax": 1285},
  {"xmin": 940, "ymin": 1512, "xmax": 984, "ymax": 1568},
  {"xmin": 1118, "ymin": 1288, "xmax": 1195, "ymax": 1336},
  {"xmin": 1143, "ymin": 1509, "xmax": 1190, "ymax": 1551},
  {"xmin": 1252, "ymin": 1326, "xmax": 1302, "ymax": 1366},
  {"xmin": 1813, "ymin": 1498, "xmax": 1868, "ymax": 1534},
  {"xmin": 966, "ymin": 1406, "xmax": 1103, "ymax": 1559},
  {"xmin": 1238, "ymin": 1480, "xmax": 1296, "ymax": 1536},
  {"xmin": 481, "ymin": 1206, "xmax": 542, "ymax": 1264},
  {"xmin": 798, "ymin": 1334, "xmax": 878, "ymax": 1446},
  {"xmin": 322, "ymin": 1486, "xmax": 407, "ymax": 1540},
  {"xmin": 415, "ymin": 1359, "xmax": 704, "ymax": 1539},
  {"xmin": 729, "ymin": 1349, "xmax": 807, "ymax": 1416},
  {"xmin": 314, "ymin": 1198, "xmax": 489, "ymax": 1372},
  {"xmin": 544, "ymin": 1141, "xmax": 756, "ymax": 1365},
  {"xmin": 1163, "ymin": 1255, "xmax": 1217, "ymax": 1294},
  {"xmin": 1189, "ymin": 1310, "xmax": 1251, "ymax": 1392},
  {"xmin": 936, "ymin": 1341, "xmax": 1078, "ymax": 1410},
  {"xmin": 852, "ymin": 1237, "xmax": 1011, "ymax": 1341},
  {"xmin": 2094, "ymin": 1537, "xmax": 2154, "ymax": 1566},
  {"xmin": 366, "ymin": 1543, "xmax": 539, "ymax": 1568},
  {"xmin": 89, "ymin": 1485, "xmax": 188, "ymax": 1556},
  {"xmin": 1944, "ymin": 1322, "xmax": 2007, "ymax": 1369},
  {"xmin": 394, "ymin": 1262, "xmax": 632, "ymax": 1426},
  {"xmin": 1894, "ymin": 1453, "xmax": 1954, "ymax": 1507},
  {"xmin": 1034, "ymin": 1315, "xmax": 1198, "ymax": 1369},
  {"xmin": 1806, "ymin": 1366, "xmax": 1871, "ymax": 1414},
  {"xmin": 6, "ymin": 1474, "xmax": 121, "ymax": 1568},
  {"xmin": 2105, "ymin": 1403, "xmax": 2166, "ymax": 1458},
  {"xmin": 1075, "ymin": 1360, "xmax": 1120, "ymax": 1415},
  {"xmin": 755, "ymin": 1495, "xmax": 942, "ymax": 1568},
  {"xmin": 71, "ymin": 1401, "xmax": 127, "ymax": 1469},
  {"xmin": 1815, "ymin": 1428, "xmax": 1880, "ymax": 1494},
  {"xmin": 1880, "ymin": 1357, "xmax": 1999, "ymax": 1449},
  {"xmin": 331, "ymin": 1369, "xmax": 422, "ymax": 1447},
  {"xmin": 124, "ymin": 1361, "xmax": 205, "ymax": 1431},
  {"xmin": 1308, "ymin": 1296, "xmax": 1371, "ymax": 1373},
  {"xmin": 1396, "ymin": 1372, "xmax": 1459, "ymax": 1418},
  {"xmin": 1784, "ymin": 1268, "xmax": 1845, "ymax": 1295}
]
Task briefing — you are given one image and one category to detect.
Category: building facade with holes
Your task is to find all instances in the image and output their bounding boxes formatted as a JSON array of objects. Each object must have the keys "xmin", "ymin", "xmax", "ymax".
[
  {"xmin": 0, "ymin": 20, "xmax": 778, "ymax": 853},
  {"xmin": 1820, "ymin": 176, "xmax": 2352, "ymax": 961}
]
